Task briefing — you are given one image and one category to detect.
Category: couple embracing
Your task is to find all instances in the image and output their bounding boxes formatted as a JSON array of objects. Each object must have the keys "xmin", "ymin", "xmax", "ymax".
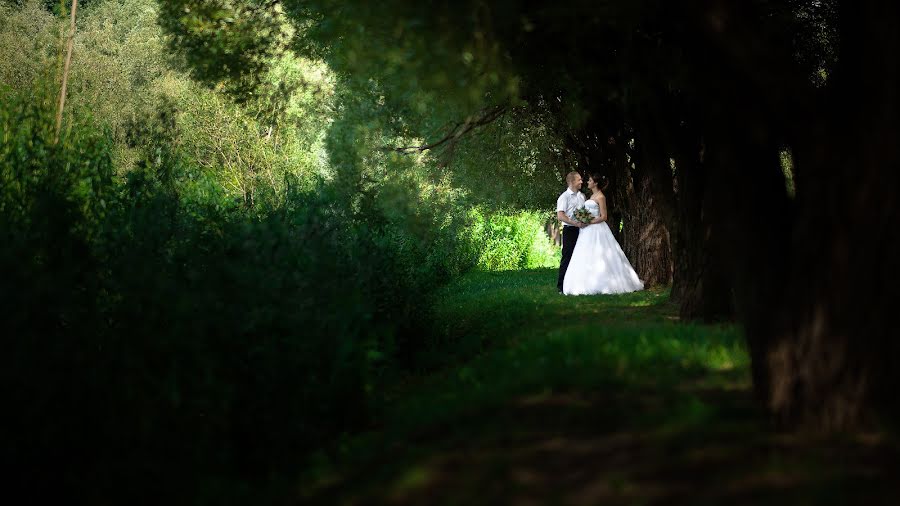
[{"xmin": 556, "ymin": 171, "xmax": 644, "ymax": 295}]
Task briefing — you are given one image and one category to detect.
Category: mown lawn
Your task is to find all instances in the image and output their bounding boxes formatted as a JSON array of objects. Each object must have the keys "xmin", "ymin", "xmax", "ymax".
[{"xmin": 299, "ymin": 269, "xmax": 899, "ymax": 506}]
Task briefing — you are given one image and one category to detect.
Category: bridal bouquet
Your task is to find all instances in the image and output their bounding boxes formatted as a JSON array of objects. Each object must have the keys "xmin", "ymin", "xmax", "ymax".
[{"xmin": 574, "ymin": 207, "xmax": 593, "ymax": 224}]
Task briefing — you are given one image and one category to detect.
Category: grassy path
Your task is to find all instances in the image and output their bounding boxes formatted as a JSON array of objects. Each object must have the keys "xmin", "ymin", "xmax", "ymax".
[{"xmin": 300, "ymin": 269, "xmax": 899, "ymax": 505}]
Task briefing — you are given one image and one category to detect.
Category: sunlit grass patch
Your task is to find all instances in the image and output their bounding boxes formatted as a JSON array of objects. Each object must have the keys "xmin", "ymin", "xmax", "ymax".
[{"xmin": 388, "ymin": 268, "xmax": 749, "ymax": 433}]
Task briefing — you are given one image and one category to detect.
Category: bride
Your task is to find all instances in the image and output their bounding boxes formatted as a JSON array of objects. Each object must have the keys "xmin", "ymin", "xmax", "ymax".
[{"xmin": 562, "ymin": 174, "xmax": 644, "ymax": 295}]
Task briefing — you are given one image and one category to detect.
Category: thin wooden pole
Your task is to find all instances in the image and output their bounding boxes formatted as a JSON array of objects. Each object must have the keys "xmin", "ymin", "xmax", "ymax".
[{"xmin": 54, "ymin": 0, "xmax": 78, "ymax": 145}]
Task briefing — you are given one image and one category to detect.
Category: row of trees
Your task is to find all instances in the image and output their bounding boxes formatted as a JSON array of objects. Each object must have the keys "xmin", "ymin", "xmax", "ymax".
[{"xmin": 159, "ymin": 0, "xmax": 899, "ymax": 429}]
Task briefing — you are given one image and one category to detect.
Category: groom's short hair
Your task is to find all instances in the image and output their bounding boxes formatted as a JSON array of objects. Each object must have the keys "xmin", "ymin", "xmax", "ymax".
[{"xmin": 566, "ymin": 171, "xmax": 581, "ymax": 184}]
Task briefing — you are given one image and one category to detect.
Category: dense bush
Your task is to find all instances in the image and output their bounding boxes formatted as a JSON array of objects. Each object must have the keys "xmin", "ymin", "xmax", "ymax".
[
  {"xmin": 471, "ymin": 208, "xmax": 560, "ymax": 271},
  {"xmin": 0, "ymin": 91, "xmax": 486, "ymax": 503},
  {"xmin": 1, "ymin": 1, "xmax": 561, "ymax": 502},
  {"xmin": 1, "ymin": 85, "xmax": 558, "ymax": 503}
]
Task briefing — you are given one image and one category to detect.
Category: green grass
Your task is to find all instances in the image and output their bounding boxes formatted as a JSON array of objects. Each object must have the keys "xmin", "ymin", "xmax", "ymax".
[
  {"xmin": 395, "ymin": 270, "xmax": 748, "ymax": 429},
  {"xmin": 298, "ymin": 269, "xmax": 900, "ymax": 506}
]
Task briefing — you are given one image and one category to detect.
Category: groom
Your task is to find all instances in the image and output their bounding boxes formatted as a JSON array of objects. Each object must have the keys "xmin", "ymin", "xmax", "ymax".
[{"xmin": 556, "ymin": 171, "xmax": 586, "ymax": 293}]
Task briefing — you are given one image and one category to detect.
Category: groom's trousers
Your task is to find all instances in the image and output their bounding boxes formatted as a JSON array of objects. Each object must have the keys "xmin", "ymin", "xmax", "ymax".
[{"xmin": 557, "ymin": 225, "xmax": 580, "ymax": 292}]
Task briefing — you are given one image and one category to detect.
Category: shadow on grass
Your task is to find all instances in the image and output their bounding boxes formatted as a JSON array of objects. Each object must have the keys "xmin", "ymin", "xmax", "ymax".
[
  {"xmin": 301, "ymin": 383, "xmax": 899, "ymax": 506},
  {"xmin": 298, "ymin": 269, "xmax": 900, "ymax": 506}
]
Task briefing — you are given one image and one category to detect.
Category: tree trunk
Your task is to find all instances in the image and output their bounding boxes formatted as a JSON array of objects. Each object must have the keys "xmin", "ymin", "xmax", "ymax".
[
  {"xmin": 669, "ymin": 130, "xmax": 734, "ymax": 321},
  {"xmin": 759, "ymin": 0, "xmax": 900, "ymax": 428},
  {"xmin": 687, "ymin": 0, "xmax": 900, "ymax": 429},
  {"xmin": 614, "ymin": 158, "xmax": 673, "ymax": 287},
  {"xmin": 55, "ymin": 0, "xmax": 78, "ymax": 145},
  {"xmin": 604, "ymin": 132, "xmax": 629, "ymax": 246},
  {"xmin": 683, "ymin": 1, "xmax": 797, "ymax": 411},
  {"xmin": 630, "ymin": 105, "xmax": 681, "ymax": 289},
  {"xmin": 703, "ymin": 122, "xmax": 791, "ymax": 404}
]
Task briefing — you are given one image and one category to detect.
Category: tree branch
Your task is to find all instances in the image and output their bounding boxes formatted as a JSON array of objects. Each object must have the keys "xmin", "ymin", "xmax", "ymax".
[{"xmin": 387, "ymin": 105, "xmax": 508, "ymax": 154}]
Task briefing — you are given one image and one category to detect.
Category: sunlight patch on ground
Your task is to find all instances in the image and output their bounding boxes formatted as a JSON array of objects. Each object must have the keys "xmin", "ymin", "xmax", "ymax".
[{"xmin": 390, "ymin": 466, "xmax": 434, "ymax": 499}]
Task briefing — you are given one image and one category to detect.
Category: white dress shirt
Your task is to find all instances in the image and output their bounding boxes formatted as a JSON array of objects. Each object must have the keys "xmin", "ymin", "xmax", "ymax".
[{"xmin": 556, "ymin": 188, "xmax": 586, "ymax": 227}]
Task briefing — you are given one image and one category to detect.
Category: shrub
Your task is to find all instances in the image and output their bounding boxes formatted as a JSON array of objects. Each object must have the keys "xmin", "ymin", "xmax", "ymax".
[
  {"xmin": 473, "ymin": 208, "xmax": 560, "ymax": 271},
  {"xmin": 0, "ymin": 89, "xmax": 481, "ymax": 504}
]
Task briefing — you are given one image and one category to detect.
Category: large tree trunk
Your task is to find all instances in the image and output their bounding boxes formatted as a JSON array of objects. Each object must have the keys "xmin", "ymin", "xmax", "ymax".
[
  {"xmin": 686, "ymin": 0, "xmax": 797, "ymax": 411},
  {"xmin": 614, "ymin": 156, "xmax": 673, "ymax": 287},
  {"xmin": 760, "ymin": 0, "xmax": 900, "ymax": 428},
  {"xmin": 632, "ymin": 109, "xmax": 676, "ymax": 289},
  {"xmin": 692, "ymin": 0, "xmax": 900, "ymax": 428},
  {"xmin": 669, "ymin": 126, "xmax": 734, "ymax": 321},
  {"xmin": 623, "ymin": 27, "xmax": 730, "ymax": 316},
  {"xmin": 703, "ymin": 122, "xmax": 792, "ymax": 405}
]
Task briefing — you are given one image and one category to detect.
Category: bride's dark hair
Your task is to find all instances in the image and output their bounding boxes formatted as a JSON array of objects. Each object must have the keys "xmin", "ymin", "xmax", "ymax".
[{"xmin": 590, "ymin": 173, "xmax": 609, "ymax": 191}]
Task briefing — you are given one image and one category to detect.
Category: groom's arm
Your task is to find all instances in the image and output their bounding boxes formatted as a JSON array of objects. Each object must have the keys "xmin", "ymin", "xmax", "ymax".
[
  {"xmin": 557, "ymin": 210, "xmax": 583, "ymax": 227},
  {"xmin": 557, "ymin": 193, "xmax": 584, "ymax": 227}
]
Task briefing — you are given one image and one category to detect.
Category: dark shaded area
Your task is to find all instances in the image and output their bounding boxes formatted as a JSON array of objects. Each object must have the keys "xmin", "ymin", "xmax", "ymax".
[
  {"xmin": 301, "ymin": 270, "xmax": 900, "ymax": 506},
  {"xmin": 306, "ymin": 386, "xmax": 900, "ymax": 506},
  {"xmin": 0, "ymin": 92, "xmax": 480, "ymax": 505}
]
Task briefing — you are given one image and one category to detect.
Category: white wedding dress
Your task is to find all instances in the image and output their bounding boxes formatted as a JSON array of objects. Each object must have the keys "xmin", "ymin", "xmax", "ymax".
[{"xmin": 563, "ymin": 200, "xmax": 644, "ymax": 295}]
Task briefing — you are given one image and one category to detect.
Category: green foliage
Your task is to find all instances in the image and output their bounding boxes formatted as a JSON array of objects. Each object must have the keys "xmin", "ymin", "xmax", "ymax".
[
  {"xmin": 280, "ymin": 0, "xmax": 648, "ymax": 131},
  {"xmin": 171, "ymin": 54, "xmax": 333, "ymax": 207},
  {"xmin": 468, "ymin": 208, "xmax": 559, "ymax": 271},
  {"xmin": 0, "ymin": 59, "xmax": 563, "ymax": 505},
  {"xmin": 0, "ymin": 83, "xmax": 492, "ymax": 503},
  {"xmin": 0, "ymin": 0, "xmax": 332, "ymax": 191},
  {"xmin": 71, "ymin": 0, "xmax": 171, "ymax": 135},
  {"xmin": 449, "ymin": 105, "xmax": 569, "ymax": 210},
  {"xmin": 157, "ymin": 0, "xmax": 572, "ymax": 211},
  {"xmin": 1, "ymin": 0, "xmax": 571, "ymax": 502},
  {"xmin": 1, "ymin": 88, "xmax": 117, "ymax": 499},
  {"xmin": 0, "ymin": 0, "xmax": 58, "ymax": 90},
  {"xmin": 1, "ymin": 0, "xmax": 173, "ymax": 170},
  {"xmin": 157, "ymin": 0, "xmax": 291, "ymax": 96},
  {"xmin": 285, "ymin": 0, "xmax": 523, "ymax": 114},
  {"xmin": 780, "ymin": 147, "xmax": 796, "ymax": 198}
]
